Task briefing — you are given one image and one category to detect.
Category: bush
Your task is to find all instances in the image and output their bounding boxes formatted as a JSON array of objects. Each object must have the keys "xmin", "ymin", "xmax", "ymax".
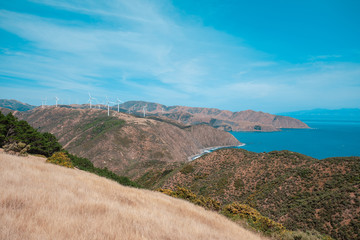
[
  {"xmin": 274, "ymin": 230, "xmax": 334, "ymax": 240},
  {"xmin": 67, "ymin": 152, "xmax": 141, "ymax": 188},
  {"xmin": 47, "ymin": 152, "xmax": 74, "ymax": 168},
  {"xmin": 3, "ymin": 141, "xmax": 30, "ymax": 156},
  {"xmin": 158, "ymin": 187, "xmax": 221, "ymax": 211},
  {"xmin": 223, "ymin": 202, "xmax": 285, "ymax": 235},
  {"xmin": 180, "ymin": 164, "xmax": 194, "ymax": 174}
]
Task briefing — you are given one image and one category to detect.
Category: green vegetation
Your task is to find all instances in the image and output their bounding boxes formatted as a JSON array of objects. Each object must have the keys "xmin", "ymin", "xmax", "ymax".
[
  {"xmin": 153, "ymin": 148, "xmax": 359, "ymax": 239},
  {"xmin": 67, "ymin": 153, "xmax": 141, "ymax": 188},
  {"xmin": 80, "ymin": 116, "xmax": 125, "ymax": 136},
  {"xmin": 180, "ymin": 164, "xmax": 194, "ymax": 174},
  {"xmin": 158, "ymin": 187, "xmax": 221, "ymax": 211},
  {"xmin": 276, "ymin": 230, "xmax": 333, "ymax": 240},
  {"xmin": 0, "ymin": 111, "xmax": 62, "ymax": 157},
  {"xmin": 158, "ymin": 186, "xmax": 332, "ymax": 240}
]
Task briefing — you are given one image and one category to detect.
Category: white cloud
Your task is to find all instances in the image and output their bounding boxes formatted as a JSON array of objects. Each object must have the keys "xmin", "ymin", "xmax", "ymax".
[{"xmin": 0, "ymin": 0, "xmax": 359, "ymax": 112}]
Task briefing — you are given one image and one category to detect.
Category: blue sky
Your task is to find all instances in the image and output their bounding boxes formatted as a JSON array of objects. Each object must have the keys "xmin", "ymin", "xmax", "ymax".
[{"xmin": 0, "ymin": 0, "xmax": 359, "ymax": 113}]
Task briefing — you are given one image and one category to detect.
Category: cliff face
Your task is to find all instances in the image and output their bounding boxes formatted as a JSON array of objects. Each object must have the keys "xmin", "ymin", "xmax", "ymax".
[
  {"xmin": 10, "ymin": 107, "xmax": 240, "ymax": 174},
  {"xmin": 118, "ymin": 101, "xmax": 309, "ymax": 131}
]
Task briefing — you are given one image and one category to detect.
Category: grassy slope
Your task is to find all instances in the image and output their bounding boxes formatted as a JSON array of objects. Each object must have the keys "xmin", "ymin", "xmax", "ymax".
[
  {"xmin": 0, "ymin": 151, "xmax": 266, "ymax": 240},
  {"xmin": 143, "ymin": 149, "xmax": 360, "ymax": 239}
]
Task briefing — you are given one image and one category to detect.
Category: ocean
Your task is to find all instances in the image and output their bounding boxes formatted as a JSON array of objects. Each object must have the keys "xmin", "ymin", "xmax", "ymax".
[{"xmin": 230, "ymin": 120, "xmax": 360, "ymax": 159}]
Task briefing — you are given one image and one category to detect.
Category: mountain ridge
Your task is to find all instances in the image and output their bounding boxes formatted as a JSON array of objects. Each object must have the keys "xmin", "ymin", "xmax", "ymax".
[
  {"xmin": 118, "ymin": 101, "xmax": 309, "ymax": 131},
  {"xmin": 0, "ymin": 99, "xmax": 309, "ymax": 132},
  {"xmin": 0, "ymin": 99, "xmax": 36, "ymax": 111},
  {"xmin": 0, "ymin": 106, "xmax": 240, "ymax": 175}
]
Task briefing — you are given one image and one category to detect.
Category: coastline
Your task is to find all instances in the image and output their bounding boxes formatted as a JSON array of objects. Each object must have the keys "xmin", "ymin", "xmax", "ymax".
[{"xmin": 188, "ymin": 144, "xmax": 246, "ymax": 162}]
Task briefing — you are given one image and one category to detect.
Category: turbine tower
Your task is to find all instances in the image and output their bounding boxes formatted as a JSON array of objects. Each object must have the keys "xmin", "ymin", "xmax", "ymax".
[
  {"xmin": 106, "ymin": 96, "xmax": 116, "ymax": 116},
  {"xmin": 55, "ymin": 97, "xmax": 59, "ymax": 107},
  {"xmin": 116, "ymin": 98, "xmax": 123, "ymax": 112},
  {"xmin": 88, "ymin": 93, "xmax": 96, "ymax": 109},
  {"xmin": 41, "ymin": 97, "xmax": 47, "ymax": 108},
  {"xmin": 143, "ymin": 106, "xmax": 146, "ymax": 117}
]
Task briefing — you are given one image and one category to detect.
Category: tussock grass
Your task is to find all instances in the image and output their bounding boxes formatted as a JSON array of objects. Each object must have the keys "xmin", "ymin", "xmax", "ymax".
[{"xmin": 0, "ymin": 152, "xmax": 266, "ymax": 240}]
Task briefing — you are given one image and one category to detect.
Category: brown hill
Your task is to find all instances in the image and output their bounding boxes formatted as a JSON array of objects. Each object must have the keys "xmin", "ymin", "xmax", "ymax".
[
  {"xmin": 0, "ymin": 99, "xmax": 309, "ymax": 131},
  {"xmin": 6, "ymin": 106, "xmax": 240, "ymax": 175},
  {"xmin": 0, "ymin": 151, "xmax": 266, "ymax": 240},
  {"xmin": 0, "ymin": 99, "xmax": 36, "ymax": 111},
  {"xmin": 141, "ymin": 148, "xmax": 360, "ymax": 240},
  {"xmin": 118, "ymin": 101, "xmax": 309, "ymax": 131}
]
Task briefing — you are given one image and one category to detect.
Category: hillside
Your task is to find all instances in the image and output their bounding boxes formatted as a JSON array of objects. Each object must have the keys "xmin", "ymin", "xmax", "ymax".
[
  {"xmin": 141, "ymin": 149, "xmax": 360, "ymax": 239},
  {"xmin": 0, "ymin": 99, "xmax": 36, "ymax": 111},
  {"xmin": 118, "ymin": 101, "xmax": 309, "ymax": 131},
  {"xmin": 0, "ymin": 151, "xmax": 266, "ymax": 240},
  {"xmin": 5, "ymin": 106, "xmax": 240, "ymax": 175}
]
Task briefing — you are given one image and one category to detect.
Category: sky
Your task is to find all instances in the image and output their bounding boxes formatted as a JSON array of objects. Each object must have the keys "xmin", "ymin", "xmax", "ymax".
[{"xmin": 0, "ymin": 0, "xmax": 359, "ymax": 113}]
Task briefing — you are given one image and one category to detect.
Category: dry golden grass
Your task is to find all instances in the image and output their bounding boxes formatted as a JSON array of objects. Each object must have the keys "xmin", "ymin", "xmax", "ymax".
[{"xmin": 0, "ymin": 151, "xmax": 266, "ymax": 240}]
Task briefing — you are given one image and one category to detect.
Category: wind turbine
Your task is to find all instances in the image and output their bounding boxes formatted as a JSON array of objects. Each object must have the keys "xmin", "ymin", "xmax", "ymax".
[
  {"xmin": 41, "ymin": 97, "xmax": 47, "ymax": 108},
  {"xmin": 143, "ymin": 106, "xmax": 147, "ymax": 117},
  {"xmin": 88, "ymin": 93, "xmax": 96, "ymax": 109},
  {"xmin": 55, "ymin": 97, "xmax": 59, "ymax": 107},
  {"xmin": 106, "ymin": 96, "xmax": 116, "ymax": 116},
  {"xmin": 116, "ymin": 98, "xmax": 123, "ymax": 112}
]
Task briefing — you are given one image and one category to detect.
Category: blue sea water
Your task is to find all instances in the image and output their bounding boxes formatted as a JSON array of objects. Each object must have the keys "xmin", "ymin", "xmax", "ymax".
[{"xmin": 230, "ymin": 120, "xmax": 360, "ymax": 159}]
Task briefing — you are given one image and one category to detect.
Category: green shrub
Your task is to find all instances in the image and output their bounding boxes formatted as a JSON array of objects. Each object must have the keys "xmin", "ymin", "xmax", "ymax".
[
  {"xmin": 274, "ymin": 229, "xmax": 334, "ymax": 240},
  {"xmin": 158, "ymin": 187, "xmax": 221, "ymax": 211},
  {"xmin": 67, "ymin": 152, "xmax": 141, "ymax": 188},
  {"xmin": 0, "ymin": 111, "xmax": 62, "ymax": 157},
  {"xmin": 68, "ymin": 153, "xmax": 94, "ymax": 171},
  {"xmin": 180, "ymin": 164, "xmax": 194, "ymax": 174}
]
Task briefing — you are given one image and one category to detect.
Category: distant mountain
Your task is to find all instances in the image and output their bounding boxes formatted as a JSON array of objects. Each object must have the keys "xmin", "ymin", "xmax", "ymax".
[
  {"xmin": 0, "ymin": 99, "xmax": 309, "ymax": 131},
  {"xmin": 141, "ymin": 148, "xmax": 360, "ymax": 240},
  {"xmin": 278, "ymin": 108, "xmax": 360, "ymax": 121},
  {"xmin": 5, "ymin": 106, "xmax": 240, "ymax": 175},
  {"xmin": 0, "ymin": 99, "xmax": 36, "ymax": 111},
  {"xmin": 118, "ymin": 101, "xmax": 309, "ymax": 131}
]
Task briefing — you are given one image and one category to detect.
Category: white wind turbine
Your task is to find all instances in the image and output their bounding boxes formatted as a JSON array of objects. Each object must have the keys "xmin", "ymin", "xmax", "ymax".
[
  {"xmin": 116, "ymin": 98, "xmax": 123, "ymax": 112},
  {"xmin": 143, "ymin": 106, "xmax": 147, "ymax": 117},
  {"xmin": 41, "ymin": 97, "xmax": 47, "ymax": 108},
  {"xmin": 106, "ymin": 96, "xmax": 116, "ymax": 116},
  {"xmin": 55, "ymin": 96, "xmax": 59, "ymax": 107},
  {"xmin": 88, "ymin": 93, "xmax": 96, "ymax": 109}
]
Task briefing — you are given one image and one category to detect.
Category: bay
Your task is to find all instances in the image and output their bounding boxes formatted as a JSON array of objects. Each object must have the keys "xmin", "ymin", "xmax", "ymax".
[{"xmin": 230, "ymin": 120, "xmax": 360, "ymax": 159}]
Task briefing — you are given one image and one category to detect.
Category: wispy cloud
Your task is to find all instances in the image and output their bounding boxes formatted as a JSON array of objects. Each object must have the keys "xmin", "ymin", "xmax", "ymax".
[{"xmin": 0, "ymin": 0, "xmax": 359, "ymax": 112}]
